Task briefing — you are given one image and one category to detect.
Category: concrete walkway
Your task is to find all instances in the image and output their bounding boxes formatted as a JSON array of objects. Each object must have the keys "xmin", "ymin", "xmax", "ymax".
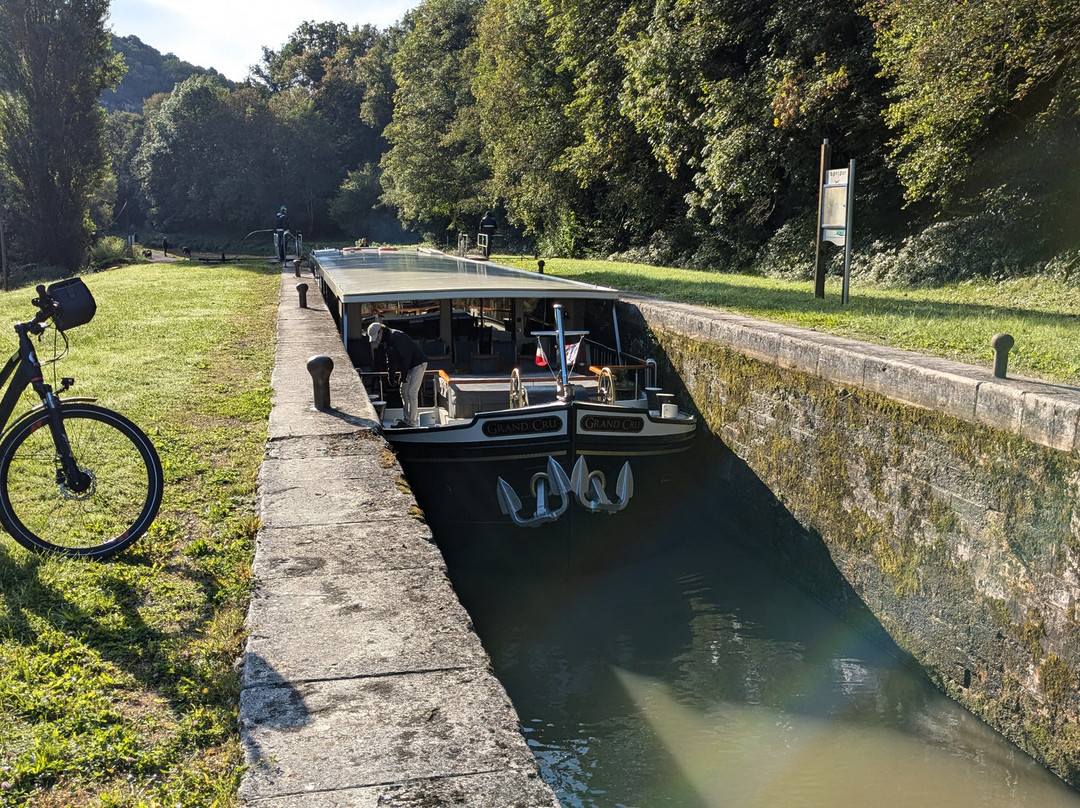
[{"xmin": 238, "ymin": 266, "xmax": 558, "ymax": 807}]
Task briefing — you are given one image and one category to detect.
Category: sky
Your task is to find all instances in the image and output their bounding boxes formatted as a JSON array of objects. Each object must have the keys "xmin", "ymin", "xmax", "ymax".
[{"xmin": 107, "ymin": 0, "xmax": 418, "ymax": 83}]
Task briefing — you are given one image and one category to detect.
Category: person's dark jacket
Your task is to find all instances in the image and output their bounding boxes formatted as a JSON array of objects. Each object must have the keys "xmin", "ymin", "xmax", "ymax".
[{"xmin": 375, "ymin": 328, "xmax": 428, "ymax": 378}]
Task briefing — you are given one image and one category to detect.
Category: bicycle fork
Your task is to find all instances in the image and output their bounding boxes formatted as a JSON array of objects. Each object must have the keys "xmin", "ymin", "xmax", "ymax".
[{"xmin": 36, "ymin": 384, "xmax": 94, "ymax": 498}]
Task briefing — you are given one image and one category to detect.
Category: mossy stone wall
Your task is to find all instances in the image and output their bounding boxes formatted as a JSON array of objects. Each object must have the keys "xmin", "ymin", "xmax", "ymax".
[{"xmin": 621, "ymin": 299, "xmax": 1080, "ymax": 785}]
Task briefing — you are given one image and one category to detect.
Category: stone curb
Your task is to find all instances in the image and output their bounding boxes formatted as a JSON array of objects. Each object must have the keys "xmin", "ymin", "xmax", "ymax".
[
  {"xmin": 623, "ymin": 295, "xmax": 1080, "ymax": 454},
  {"xmin": 238, "ymin": 266, "xmax": 559, "ymax": 807}
]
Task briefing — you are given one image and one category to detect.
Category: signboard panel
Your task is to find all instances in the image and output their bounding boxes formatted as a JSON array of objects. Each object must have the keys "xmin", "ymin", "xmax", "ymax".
[
  {"xmin": 826, "ymin": 168, "xmax": 849, "ymax": 185},
  {"xmin": 822, "ymin": 227, "xmax": 846, "ymax": 247},
  {"xmin": 815, "ymin": 152, "xmax": 855, "ymax": 302},
  {"xmin": 822, "ymin": 185, "xmax": 848, "ymax": 229}
]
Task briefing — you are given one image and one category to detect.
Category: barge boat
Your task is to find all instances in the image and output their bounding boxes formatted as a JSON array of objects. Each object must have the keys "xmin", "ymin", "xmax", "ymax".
[{"xmin": 310, "ymin": 247, "xmax": 696, "ymax": 569}]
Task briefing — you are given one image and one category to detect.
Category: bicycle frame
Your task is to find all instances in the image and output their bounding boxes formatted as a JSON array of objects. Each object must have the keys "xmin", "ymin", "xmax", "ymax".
[
  {"xmin": 0, "ymin": 323, "xmax": 95, "ymax": 485},
  {"xmin": 0, "ymin": 324, "xmax": 54, "ymax": 429}
]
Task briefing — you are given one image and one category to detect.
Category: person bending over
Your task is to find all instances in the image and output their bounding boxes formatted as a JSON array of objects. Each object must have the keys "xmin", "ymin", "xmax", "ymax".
[{"xmin": 368, "ymin": 322, "xmax": 428, "ymax": 428}]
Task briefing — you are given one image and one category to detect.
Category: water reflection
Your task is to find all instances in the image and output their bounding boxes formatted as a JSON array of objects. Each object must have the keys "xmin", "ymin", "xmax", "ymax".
[{"xmin": 448, "ymin": 446, "xmax": 1080, "ymax": 807}]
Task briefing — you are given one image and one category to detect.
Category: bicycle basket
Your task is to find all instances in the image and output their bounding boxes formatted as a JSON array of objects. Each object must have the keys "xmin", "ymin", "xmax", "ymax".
[{"xmin": 47, "ymin": 277, "xmax": 96, "ymax": 331}]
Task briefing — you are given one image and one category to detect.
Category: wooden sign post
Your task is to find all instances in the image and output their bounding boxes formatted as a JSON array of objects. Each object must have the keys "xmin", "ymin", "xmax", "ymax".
[{"xmin": 813, "ymin": 140, "xmax": 856, "ymax": 303}]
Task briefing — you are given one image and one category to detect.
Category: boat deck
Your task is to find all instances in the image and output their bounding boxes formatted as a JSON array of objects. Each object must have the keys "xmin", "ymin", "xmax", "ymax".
[
  {"xmin": 374, "ymin": 370, "xmax": 603, "ymax": 427},
  {"xmin": 439, "ymin": 371, "xmax": 599, "ymax": 418}
]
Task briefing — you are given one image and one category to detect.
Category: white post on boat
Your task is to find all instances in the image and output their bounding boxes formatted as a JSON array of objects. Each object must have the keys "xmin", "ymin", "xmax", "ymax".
[
  {"xmin": 611, "ymin": 304, "xmax": 623, "ymax": 364},
  {"xmin": 554, "ymin": 303, "xmax": 570, "ymax": 389}
]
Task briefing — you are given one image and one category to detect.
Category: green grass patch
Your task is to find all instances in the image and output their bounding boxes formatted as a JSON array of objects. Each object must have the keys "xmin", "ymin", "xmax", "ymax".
[
  {"xmin": 499, "ymin": 256, "xmax": 1080, "ymax": 386},
  {"xmin": 0, "ymin": 261, "xmax": 277, "ymax": 806}
]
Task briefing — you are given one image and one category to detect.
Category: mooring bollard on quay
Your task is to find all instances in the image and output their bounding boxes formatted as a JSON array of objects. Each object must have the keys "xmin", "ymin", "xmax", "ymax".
[
  {"xmin": 992, "ymin": 332, "xmax": 1014, "ymax": 379},
  {"xmin": 306, "ymin": 354, "xmax": 333, "ymax": 410},
  {"xmin": 296, "ymin": 282, "xmax": 309, "ymax": 308}
]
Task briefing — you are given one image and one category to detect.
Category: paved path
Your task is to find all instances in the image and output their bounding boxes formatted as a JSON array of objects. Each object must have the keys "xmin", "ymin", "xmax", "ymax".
[{"xmin": 238, "ymin": 266, "xmax": 558, "ymax": 807}]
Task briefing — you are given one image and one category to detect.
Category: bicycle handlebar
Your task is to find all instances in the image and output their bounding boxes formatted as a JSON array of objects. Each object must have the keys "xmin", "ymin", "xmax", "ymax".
[{"xmin": 28, "ymin": 285, "xmax": 57, "ymax": 328}]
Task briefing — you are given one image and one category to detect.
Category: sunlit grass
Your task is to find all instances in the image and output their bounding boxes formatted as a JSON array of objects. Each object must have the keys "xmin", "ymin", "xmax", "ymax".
[
  {"xmin": 0, "ymin": 261, "xmax": 277, "ymax": 806},
  {"xmin": 499, "ymin": 256, "xmax": 1080, "ymax": 386}
]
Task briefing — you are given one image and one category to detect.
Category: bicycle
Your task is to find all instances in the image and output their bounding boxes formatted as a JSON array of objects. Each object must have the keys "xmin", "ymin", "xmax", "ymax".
[{"xmin": 0, "ymin": 278, "xmax": 163, "ymax": 559}]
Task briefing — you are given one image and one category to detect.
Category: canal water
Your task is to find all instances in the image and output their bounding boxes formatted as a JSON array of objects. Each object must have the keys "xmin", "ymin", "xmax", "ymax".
[{"xmin": 447, "ymin": 440, "xmax": 1080, "ymax": 807}]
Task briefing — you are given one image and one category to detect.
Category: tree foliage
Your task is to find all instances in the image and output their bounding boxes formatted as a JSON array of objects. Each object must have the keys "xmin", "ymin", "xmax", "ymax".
[
  {"xmin": 472, "ymin": 0, "xmax": 581, "ymax": 248},
  {"xmin": 104, "ymin": 109, "xmax": 146, "ymax": 233},
  {"xmin": 380, "ymin": 0, "xmax": 489, "ymax": 234},
  {"xmin": 869, "ymin": 0, "xmax": 1080, "ymax": 266},
  {"xmin": 0, "ymin": 0, "xmax": 124, "ymax": 270},
  {"xmin": 871, "ymin": 0, "xmax": 1080, "ymax": 206},
  {"xmin": 383, "ymin": 0, "xmax": 1077, "ymax": 274},
  {"xmin": 3, "ymin": 0, "xmax": 1078, "ymax": 280},
  {"xmin": 129, "ymin": 20, "xmax": 404, "ymax": 241},
  {"xmin": 135, "ymin": 76, "xmax": 275, "ymax": 231}
]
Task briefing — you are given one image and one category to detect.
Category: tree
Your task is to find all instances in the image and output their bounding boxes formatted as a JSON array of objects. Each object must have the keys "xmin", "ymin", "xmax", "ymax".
[
  {"xmin": 330, "ymin": 163, "xmax": 384, "ymax": 235},
  {"xmin": 0, "ymin": 0, "xmax": 124, "ymax": 270},
  {"xmin": 254, "ymin": 21, "xmax": 352, "ymax": 93},
  {"xmin": 267, "ymin": 87, "xmax": 342, "ymax": 235},
  {"xmin": 618, "ymin": 0, "xmax": 891, "ymax": 265},
  {"xmin": 871, "ymin": 0, "xmax": 1080, "ymax": 207},
  {"xmin": 472, "ymin": 0, "xmax": 592, "ymax": 253},
  {"xmin": 255, "ymin": 22, "xmax": 402, "ymax": 238},
  {"xmin": 135, "ymin": 76, "xmax": 278, "ymax": 231},
  {"xmin": 105, "ymin": 110, "xmax": 148, "ymax": 233},
  {"xmin": 547, "ymin": 0, "xmax": 679, "ymax": 255},
  {"xmin": 380, "ymin": 0, "xmax": 489, "ymax": 234}
]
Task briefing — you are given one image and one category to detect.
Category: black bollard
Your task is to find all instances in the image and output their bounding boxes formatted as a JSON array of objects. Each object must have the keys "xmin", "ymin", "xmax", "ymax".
[
  {"xmin": 537, "ymin": 259, "xmax": 545, "ymax": 274},
  {"xmin": 307, "ymin": 355, "xmax": 333, "ymax": 410},
  {"xmin": 297, "ymin": 282, "xmax": 309, "ymax": 308},
  {"xmin": 991, "ymin": 333, "xmax": 1014, "ymax": 379},
  {"xmin": 294, "ymin": 260, "xmax": 300, "ymax": 278}
]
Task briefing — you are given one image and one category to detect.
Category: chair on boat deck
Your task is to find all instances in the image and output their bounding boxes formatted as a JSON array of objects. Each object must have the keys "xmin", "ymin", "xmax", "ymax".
[
  {"xmin": 493, "ymin": 340, "xmax": 516, "ymax": 371},
  {"xmin": 454, "ymin": 339, "xmax": 479, "ymax": 371},
  {"xmin": 422, "ymin": 338, "xmax": 448, "ymax": 357},
  {"xmin": 426, "ymin": 354, "xmax": 451, "ymax": 372},
  {"xmin": 470, "ymin": 354, "xmax": 498, "ymax": 375}
]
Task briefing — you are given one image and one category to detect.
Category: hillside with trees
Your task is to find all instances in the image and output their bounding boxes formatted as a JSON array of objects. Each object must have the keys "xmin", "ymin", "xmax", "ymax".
[
  {"xmin": 101, "ymin": 35, "xmax": 231, "ymax": 114},
  {"xmin": 0, "ymin": 0, "xmax": 1078, "ymax": 285}
]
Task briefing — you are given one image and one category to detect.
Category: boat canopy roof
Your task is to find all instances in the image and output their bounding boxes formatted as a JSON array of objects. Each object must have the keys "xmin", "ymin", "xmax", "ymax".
[{"xmin": 311, "ymin": 247, "xmax": 618, "ymax": 304}]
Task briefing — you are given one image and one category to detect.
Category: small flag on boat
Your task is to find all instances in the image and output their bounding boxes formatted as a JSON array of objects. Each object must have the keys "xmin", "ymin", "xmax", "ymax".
[
  {"xmin": 564, "ymin": 341, "xmax": 580, "ymax": 367},
  {"xmin": 535, "ymin": 340, "xmax": 548, "ymax": 367}
]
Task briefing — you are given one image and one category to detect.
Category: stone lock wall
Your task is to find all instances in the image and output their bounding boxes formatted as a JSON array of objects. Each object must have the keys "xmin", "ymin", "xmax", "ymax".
[{"xmin": 620, "ymin": 296, "xmax": 1080, "ymax": 785}]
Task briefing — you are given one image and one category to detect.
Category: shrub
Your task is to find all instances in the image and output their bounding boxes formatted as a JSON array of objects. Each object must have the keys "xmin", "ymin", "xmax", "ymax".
[{"xmin": 89, "ymin": 235, "xmax": 133, "ymax": 270}]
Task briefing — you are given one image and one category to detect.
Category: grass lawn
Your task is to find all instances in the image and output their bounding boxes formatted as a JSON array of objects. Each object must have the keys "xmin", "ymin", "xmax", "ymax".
[
  {"xmin": 0, "ymin": 261, "xmax": 278, "ymax": 807},
  {"xmin": 499, "ymin": 256, "xmax": 1080, "ymax": 387}
]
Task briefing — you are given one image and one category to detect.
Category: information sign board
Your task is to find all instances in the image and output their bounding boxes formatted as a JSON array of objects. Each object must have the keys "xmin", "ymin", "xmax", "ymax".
[{"xmin": 822, "ymin": 168, "xmax": 849, "ymax": 245}]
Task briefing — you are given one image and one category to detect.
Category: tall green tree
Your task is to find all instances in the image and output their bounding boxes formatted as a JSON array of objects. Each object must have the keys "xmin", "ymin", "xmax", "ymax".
[
  {"xmin": 551, "ymin": 0, "xmax": 679, "ymax": 255},
  {"xmin": 868, "ymin": 0, "xmax": 1080, "ymax": 273},
  {"xmin": 871, "ymin": 0, "xmax": 1080, "ymax": 206},
  {"xmin": 105, "ymin": 110, "xmax": 147, "ymax": 233},
  {"xmin": 380, "ymin": 0, "xmax": 489, "ymax": 235},
  {"xmin": 619, "ymin": 0, "xmax": 890, "ymax": 265},
  {"xmin": 257, "ymin": 22, "xmax": 402, "ymax": 238},
  {"xmin": 0, "ymin": 0, "xmax": 124, "ymax": 270},
  {"xmin": 254, "ymin": 21, "xmax": 352, "ymax": 93},
  {"xmin": 268, "ymin": 87, "xmax": 342, "ymax": 234},
  {"xmin": 135, "ymin": 76, "xmax": 279, "ymax": 231},
  {"xmin": 472, "ymin": 0, "xmax": 580, "ymax": 246}
]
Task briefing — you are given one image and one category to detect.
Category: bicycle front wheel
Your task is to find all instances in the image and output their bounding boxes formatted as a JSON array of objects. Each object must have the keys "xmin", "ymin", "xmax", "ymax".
[{"xmin": 0, "ymin": 403, "xmax": 163, "ymax": 559}]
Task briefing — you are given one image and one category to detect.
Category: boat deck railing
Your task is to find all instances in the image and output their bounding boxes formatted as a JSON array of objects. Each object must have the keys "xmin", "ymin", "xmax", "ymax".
[{"xmin": 358, "ymin": 354, "xmax": 656, "ymax": 412}]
